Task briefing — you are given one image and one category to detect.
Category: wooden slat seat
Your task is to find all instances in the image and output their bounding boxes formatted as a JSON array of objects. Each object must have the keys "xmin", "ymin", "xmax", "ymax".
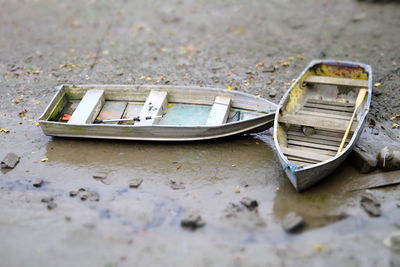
[
  {"xmin": 279, "ymin": 114, "xmax": 357, "ymax": 132},
  {"xmin": 304, "ymin": 75, "xmax": 369, "ymax": 88},
  {"xmin": 206, "ymin": 96, "xmax": 231, "ymax": 126},
  {"xmin": 137, "ymin": 91, "xmax": 168, "ymax": 126},
  {"xmin": 68, "ymin": 89, "xmax": 105, "ymax": 124},
  {"xmin": 281, "ymin": 147, "xmax": 332, "ymax": 162}
]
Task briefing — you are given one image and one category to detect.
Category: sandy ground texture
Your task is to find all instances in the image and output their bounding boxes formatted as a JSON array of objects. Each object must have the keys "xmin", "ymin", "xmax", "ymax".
[{"xmin": 1, "ymin": 0, "xmax": 400, "ymax": 266}]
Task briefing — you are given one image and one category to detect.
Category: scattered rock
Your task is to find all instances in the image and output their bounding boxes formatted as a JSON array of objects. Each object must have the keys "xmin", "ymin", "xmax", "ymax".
[
  {"xmin": 41, "ymin": 196, "xmax": 54, "ymax": 203},
  {"xmin": 181, "ymin": 213, "xmax": 205, "ymax": 230},
  {"xmin": 47, "ymin": 202, "xmax": 57, "ymax": 210},
  {"xmin": 268, "ymin": 90, "xmax": 277, "ymax": 98},
  {"xmin": 92, "ymin": 174, "xmax": 111, "ymax": 185},
  {"xmin": 223, "ymin": 202, "xmax": 266, "ymax": 229},
  {"xmin": 261, "ymin": 65, "xmax": 276, "ymax": 73},
  {"xmin": 240, "ymin": 197, "xmax": 258, "ymax": 210},
  {"xmin": 360, "ymin": 193, "xmax": 381, "ymax": 217},
  {"xmin": 170, "ymin": 180, "xmax": 185, "ymax": 190},
  {"xmin": 69, "ymin": 190, "xmax": 78, "ymax": 197},
  {"xmin": 282, "ymin": 212, "xmax": 304, "ymax": 232},
  {"xmin": 70, "ymin": 188, "xmax": 99, "ymax": 201},
  {"xmin": 378, "ymin": 146, "xmax": 400, "ymax": 171},
  {"xmin": 129, "ymin": 178, "xmax": 143, "ymax": 188},
  {"xmin": 32, "ymin": 178, "xmax": 44, "ymax": 188},
  {"xmin": 301, "ymin": 126, "xmax": 316, "ymax": 137},
  {"xmin": 1, "ymin": 152, "xmax": 20, "ymax": 169},
  {"xmin": 384, "ymin": 232, "xmax": 400, "ymax": 252},
  {"xmin": 349, "ymin": 145, "xmax": 377, "ymax": 174}
]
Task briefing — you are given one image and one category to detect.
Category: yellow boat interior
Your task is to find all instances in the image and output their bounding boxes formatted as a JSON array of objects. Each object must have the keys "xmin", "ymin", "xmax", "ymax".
[{"xmin": 276, "ymin": 63, "xmax": 370, "ymax": 167}]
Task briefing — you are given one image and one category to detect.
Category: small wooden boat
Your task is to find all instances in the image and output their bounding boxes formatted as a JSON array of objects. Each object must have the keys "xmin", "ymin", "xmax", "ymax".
[
  {"xmin": 273, "ymin": 60, "xmax": 372, "ymax": 191},
  {"xmin": 39, "ymin": 84, "xmax": 277, "ymax": 141}
]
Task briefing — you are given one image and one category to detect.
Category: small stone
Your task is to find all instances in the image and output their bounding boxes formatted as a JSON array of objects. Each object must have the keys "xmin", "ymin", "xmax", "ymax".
[
  {"xmin": 47, "ymin": 201, "xmax": 57, "ymax": 210},
  {"xmin": 65, "ymin": 216, "xmax": 71, "ymax": 222},
  {"xmin": 261, "ymin": 65, "xmax": 276, "ymax": 73},
  {"xmin": 32, "ymin": 178, "xmax": 44, "ymax": 188},
  {"xmin": 129, "ymin": 178, "xmax": 143, "ymax": 188},
  {"xmin": 88, "ymin": 191, "xmax": 100, "ymax": 202},
  {"xmin": 301, "ymin": 126, "xmax": 316, "ymax": 137},
  {"xmin": 41, "ymin": 196, "xmax": 54, "ymax": 203},
  {"xmin": 384, "ymin": 232, "xmax": 400, "ymax": 252},
  {"xmin": 181, "ymin": 213, "xmax": 206, "ymax": 230},
  {"xmin": 79, "ymin": 192, "xmax": 89, "ymax": 201},
  {"xmin": 171, "ymin": 183, "xmax": 185, "ymax": 190},
  {"xmin": 268, "ymin": 90, "xmax": 277, "ymax": 98},
  {"xmin": 282, "ymin": 212, "xmax": 304, "ymax": 232},
  {"xmin": 360, "ymin": 193, "xmax": 381, "ymax": 217},
  {"xmin": 69, "ymin": 191, "xmax": 78, "ymax": 197},
  {"xmin": 240, "ymin": 197, "xmax": 259, "ymax": 209},
  {"xmin": 1, "ymin": 153, "xmax": 20, "ymax": 169}
]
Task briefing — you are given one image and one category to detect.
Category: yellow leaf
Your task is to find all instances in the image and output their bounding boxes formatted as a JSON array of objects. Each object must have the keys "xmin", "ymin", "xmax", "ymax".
[
  {"xmin": 288, "ymin": 56, "xmax": 295, "ymax": 60},
  {"xmin": 40, "ymin": 158, "xmax": 48, "ymax": 162},
  {"xmin": 34, "ymin": 122, "xmax": 39, "ymax": 126},
  {"xmin": 35, "ymin": 101, "xmax": 42, "ymax": 104},
  {"xmin": 314, "ymin": 243, "xmax": 324, "ymax": 250},
  {"xmin": 226, "ymin": 85, "xmax": 233, "ymax": 90},
  {"xmin": 167, "ymin": 103, "xmax": 173, "ymax": 108},
  {"xmin": 0, "ymin": 128, "xmax": 10, "ymax": 133},
  {"xmin": 374, "ymin": 82, "xmax": 381, "ymax": 87},
  {"xmin": 392, "ymin": 123, "xmax": 400, "ymax": 129},
  {"xmin": 145, "ymin": 76, "xmax": 152, "ymax": 81}
]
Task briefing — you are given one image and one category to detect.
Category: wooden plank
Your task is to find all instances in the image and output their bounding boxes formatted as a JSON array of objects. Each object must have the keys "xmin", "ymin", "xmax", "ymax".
[
  {"xmin": 298, "ymin": 110, "xmax": 352, "ymax": 121},
  {"xmin": 68, "ymin": 89, "xmax": 105, "ymax": 124},
  {"xmin": 287, "ymin": 156, "xmax": 318, "ymax": 164},
  {"xmin": 281, "ymin": 147, "xmax": 332, "ymax": 162},
  {"xmin": 301, "ymin": 107, "xmax": 353, "ymax": 118},
  {"xmin": 288, "ymin": 159, "xmax": 314, "ymax": 167},
  {"xmin": 206, "ymin": 96, "xmax": 231, "ymax": 126},
  {"xmin": 287, "ymin": 139, "xmax": 338, "ymax": 151},
  {"xmin": 287, "ymin": 145, "xmax": 336, "ymax": 156},
  {"xmin": 97, "ymin": 101, "xmax": 128, "ymax": 124},
  {"xmin": 307, "ymin": 98, "xmax": 355, "ymax": 107},
  {"xmin": 279, "ymin": 114, "xmax": 357, "ymax": 132},
  {"xmin": 304, "ymin": 75, "xmax": 369, "ymax": 88},
  {"xmin": 303, "ymin": 102, "xmax": 354, "ymax": 112},
  {"xmin": 288, "ymin": 134, "xmax": 342, "ymax": 147},
  {"xmin": 137, "ymin": 91, "xmax": 168, "ymax": 126},
  {"xmin": 288, "ymin": 130, "xmax": 351, "ymax": 143}
]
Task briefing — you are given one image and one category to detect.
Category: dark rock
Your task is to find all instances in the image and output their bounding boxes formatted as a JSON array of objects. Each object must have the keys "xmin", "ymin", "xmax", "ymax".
[
  {"xmin": 69, "ymin": 191, "xmax": 78, "ymax": 197},
  {"xmin": 240, "ymin": 197, "xmax": 258, "ymax": 209},
  {"xmin": 261, "ymin": 65, "xmax": 276, "ymax": 73},
  {"xmin": 282, "ymin": 212, "xmax": 304, "ymax": 232},
  {"xmin": 93, "ymin": 174, "xmax": 111, "ymax": 185},
  {"xmin": 32, "ymin": 178, "xmax": 44, "ymax": 188},
  {"xmin": 268, "ymin": 90, "xmax": 277, "ymax": 98},
  {"xmin": 1, "ymin": 153, "xmax": 20, "ymax": 169},
  {"xmin": 41, "ymin": 196, "xmax": 54, "ymax": 203},
  {"xmin": 129, "ymin": 178, "xmax": 143, "ymax": 188},
  {"xmin": 79, "ymin": 192, "xmax": 89, "ymax": 201},
  {"xmin": 181, "ymin": 213, "xmax": 205, "ymax": 230},
  {"xmin": 223, "ymin": 202, "xmax": 266, "ymax": 229},
  {"xmin": 360, "ymin": 193, "xmax": 381, "ymax": 217},
  {"xmin": 47, "ymin": 201, "xmax": 57, "ymax": 210},
  {"xmin": 171, "ymin": 182, "xmax": 185, "ymax": 190},
  {"xmin": 349, "ymin": 145, "xmax": 377, "ymax": 173},
  {"xmin": 377, "ymin": 146, "xmax": 400, "ymax": 171}
]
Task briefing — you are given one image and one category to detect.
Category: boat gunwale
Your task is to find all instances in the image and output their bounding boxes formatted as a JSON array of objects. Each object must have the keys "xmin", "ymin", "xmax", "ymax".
[{"xmin": 273, "ymin": 59, "xmax": 372, "ymax": 183}]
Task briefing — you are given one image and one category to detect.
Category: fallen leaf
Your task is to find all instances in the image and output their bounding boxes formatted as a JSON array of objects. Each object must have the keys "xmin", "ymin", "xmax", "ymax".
[
  {"xmin": 34, "ymin": 101, "xmax": 41, "ymax": 105},
  {"xmin": 369, "ymin": 119, "xmax": 376, "ymax": 127},
  {"xmin": 393, "ymin": 123, "xmax": 400, "ymax": 129},
  {"xmin": 390, "ymin": 114, "xmax": 400, "ymax": 120},
  {"xmin": 313, "ymin": 243, "xmax": 324, "ymax": 250},
  {"xmin": 296, "ymin": 54, "xmax": 305, "ymax": 60},
  {"xmin": 18, "ymin": 109, "xmax": 28, "ymax": 118},
  {"xmin": 40, "ymin": 158, "xmax": 48, "ymax": 162},
  {"xmin": 226, "ymin": 85, "xmax": 233, "ymax": 90},
  {"xmin": 0, "ymin": 128, "xmax": 10, "ymax": 133},
  {"xmin": 34, "ymin": 122, "xmax": 40, "ymax": 126},
  {"xmin": 176, "ymin": 165, "xmax": 182, "ymax": 170},
  {"xmin": 374, "ymin": 82, "xmax": 381, "ymax": 87},
  {"xmin": 167, "ymin": 103, "xmax": 173, "ymax": 108},
  {"xmin": 14, "ymin": 99, "xmax": 22, "ymax": 104}
]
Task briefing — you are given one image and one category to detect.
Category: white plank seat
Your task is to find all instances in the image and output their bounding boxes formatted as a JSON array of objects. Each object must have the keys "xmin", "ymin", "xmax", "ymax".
[
  {"xmin": 304, "ymin": 75, "xmax": 369, "ymax": 88},
  {"xmin": 68, "ymin": 89, "xmax": 105, "ymax": 124},
  {"xmin": 136, "ymin": 91, "xmax": 168, "ymax": 126},
  {"xmin": 206, "ymin": 96, "xmax": 231, "ymax": 126}
]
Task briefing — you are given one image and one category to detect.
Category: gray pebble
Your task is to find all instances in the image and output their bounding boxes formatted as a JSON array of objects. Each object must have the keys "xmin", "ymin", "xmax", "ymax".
[
  {"xmin": 181, "ymin": 213, "xmax": 206, "ymax": 230},
  {"xmin": 129, "ymin": 178, "xmax": 143, "ymax": 188},
  {"xmin": 240, "ymin": 197, "xmax": 259, "ymax": 209},
  {"xmin": 41, "ymin": 196, "xmax": 54, "ymax": 203},
  {"xmin": 282, "ymin": 212, "xmax": 304, "ymax": 232},
  {"xmin": 1, "ymin": 152, "xmax": 20, "ymax": 169},
  {"xmin": 360, "ymin": 193, "xmax": 381, "ymax": 217},
  {"xmin": 32, "ymin": 178, "xmax": 44, "ymax": 188},
  {"xmin": 47, "ymin": 202, "xmax": 57, "ymax": 210}
]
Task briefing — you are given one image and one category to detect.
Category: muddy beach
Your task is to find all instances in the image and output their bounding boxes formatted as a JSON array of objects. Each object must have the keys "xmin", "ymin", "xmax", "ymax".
[{"xmin": 1, "ymin": 0, "xmax": 400, "ymax": 266}]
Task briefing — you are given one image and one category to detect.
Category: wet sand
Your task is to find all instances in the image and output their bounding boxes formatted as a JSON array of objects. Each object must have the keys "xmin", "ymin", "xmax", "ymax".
[{"xmin": 1, "ymin": 0, "xmax": 400, "ymax": 266}]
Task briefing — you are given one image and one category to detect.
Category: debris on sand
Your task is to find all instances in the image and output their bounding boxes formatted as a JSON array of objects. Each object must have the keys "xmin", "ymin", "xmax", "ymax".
[
  {"xmin": 223, "ymin": 203, "xmax": 266, "ymax": 229},
  {"xmin": 301, "ymin": 126, "xmax": 316, "ymax": 137},
  {"xmin": 360, "ymin": 193, "xmax": 381, "ymax": 217},
  {"xmin": 1, "ymin": 152, "xmax": 20, "ymax": 169},
  {"xmin": 384, "ymin": 232, "xmax": 400, "ymax": 252},
  {"xmin": 268, "ymin": 90, "xmax": 277, "ymax": 98},
  {"xmin": 181, "ymin": 213, "xmax": 205, "ymax": 230},
  {"xmin": 240, "ymin": 197, "xmax": 258, "ymax": 210},
  {"xmin": 378, "ymin": 146, "xmax": 400, "ymax": 171},
  {"xmin": 170, "ymin": 179, "xmax": 185, "ymax": 190},
  {"xmin": 349, "ymin": 145, "xmax": 377, "ymax": 174},
  {"xmin": 69, "ymin": 188, "xmax": 99, "ymax": 202},
  {"xmin": 129, "ymin": 178, "xmax": 143, "ymax": 188},
  {"xmin": 282, "ymin": 212, "xmax": 304, "ymax": 233},
  {"xmin": 32, "ymin": 178, "xmax": 44, "ymax": 188},
  {"xmin": 92, "ymin": 174, "xmax": 111, "ymax": 185},
  {"xmin": 41, "ymin": 196, "xmax": 57, "ymax": 210}
]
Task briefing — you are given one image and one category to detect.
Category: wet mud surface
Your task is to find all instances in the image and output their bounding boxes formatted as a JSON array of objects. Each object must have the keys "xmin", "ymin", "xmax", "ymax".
[{"xmin": 1, "ymin": 0, "xmax": 400, "ymax": 266}]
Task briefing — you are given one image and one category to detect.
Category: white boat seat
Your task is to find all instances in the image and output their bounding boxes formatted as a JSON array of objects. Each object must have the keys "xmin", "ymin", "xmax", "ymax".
[
  {"xmin": 206, "ymin": 96, "xmax": 231, "ymax": 126},
  {"xmin": 137, "ymin": 91, "xmax": 168, "ymax": 126},
  {"xmin": 304, "ymin": 75, "xmax": 368, "ymax": 88},
  {"xmin": 68, "ymin": 89, "xmax": 105, "ymax": 124}
]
